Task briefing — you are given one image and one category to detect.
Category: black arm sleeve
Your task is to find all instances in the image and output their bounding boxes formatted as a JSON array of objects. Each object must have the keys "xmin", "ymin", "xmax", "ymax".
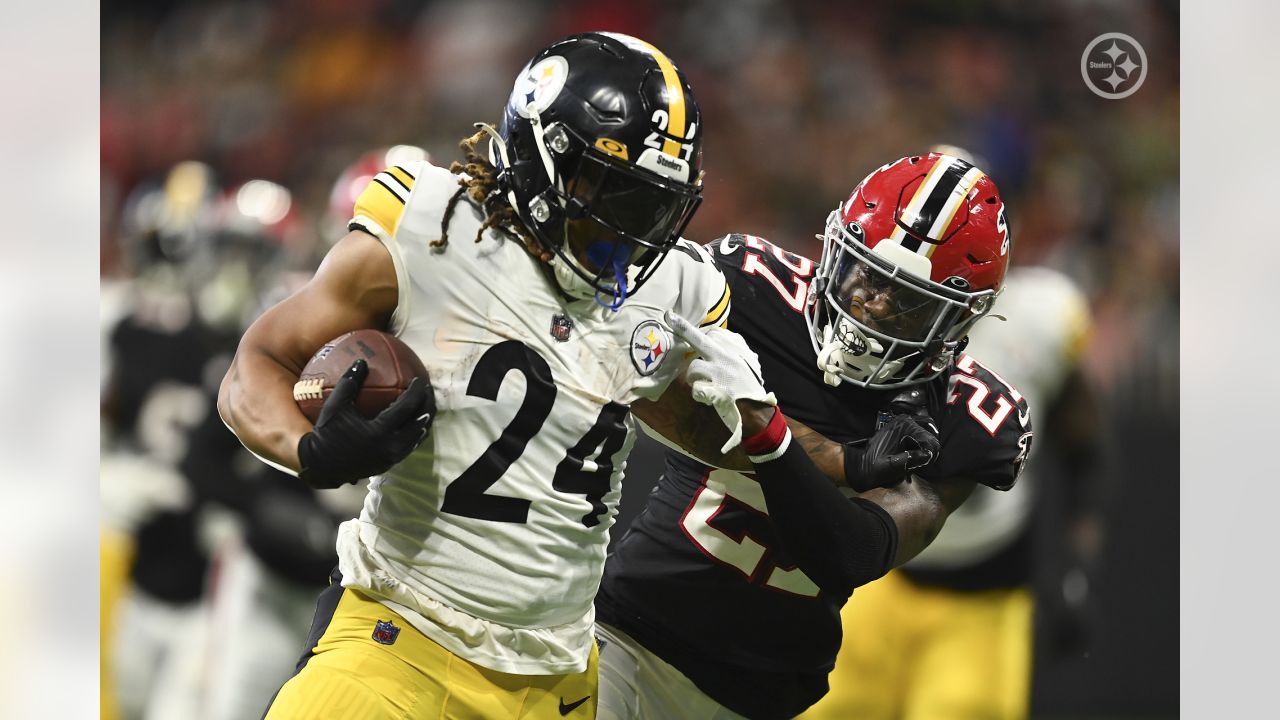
[{"xmin": 753, "ymin": 436, "xmax": 899, "ymax": 597}]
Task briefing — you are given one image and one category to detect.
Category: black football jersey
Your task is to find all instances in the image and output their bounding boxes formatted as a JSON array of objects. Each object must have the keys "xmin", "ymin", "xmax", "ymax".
[
  {"xmin": 107, "ymin": 304, "xmax": 339, "ymax": 593},
  {"xmin": 105, "ymin": 311, "xmax": 219, "ymax": 603},
  {"xmin": 597, "ymin": 234, "xmax": 1032, "ymax": 719}
]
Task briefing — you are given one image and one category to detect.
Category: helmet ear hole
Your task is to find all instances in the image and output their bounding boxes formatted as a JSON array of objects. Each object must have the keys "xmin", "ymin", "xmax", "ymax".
[{"xmin": 943, "ymin": 276, "xmax": 971, "ymax": 291}]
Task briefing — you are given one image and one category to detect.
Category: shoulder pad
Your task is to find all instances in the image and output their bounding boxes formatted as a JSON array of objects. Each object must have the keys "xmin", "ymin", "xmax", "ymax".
[
  {"xmin": 349, "ymin": 160, "xmax": 434, "ymax": 239},
  {"xmin": 929, "ymin": 354, "xmax": 1033, "ymax": 491},
  {"xmin": 705, "ymin": 233, "xmax": 750, "ymax": 262},
  {"xmin": 659, "ymin": 238, "xmax": 730, "ymax": 329}
]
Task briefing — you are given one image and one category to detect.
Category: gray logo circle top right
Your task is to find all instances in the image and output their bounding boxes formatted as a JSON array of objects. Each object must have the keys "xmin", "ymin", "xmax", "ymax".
[{"xmin": 1081, "ymin": 33, "xmax": 1148, "ymax": 99}]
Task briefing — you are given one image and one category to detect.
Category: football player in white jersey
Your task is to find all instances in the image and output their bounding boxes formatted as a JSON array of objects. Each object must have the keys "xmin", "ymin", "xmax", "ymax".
[{"xmin": 218, "ymin": 32, "xmax": 778, "ymax": 719}]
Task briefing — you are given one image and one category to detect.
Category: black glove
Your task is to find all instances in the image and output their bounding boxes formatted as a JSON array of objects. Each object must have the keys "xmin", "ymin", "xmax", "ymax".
[
  {"xmin": 297, "ymin": 359, "xmax": 435, "ymax": 489},
  {"xmin": 844, "ymin": 389, "xmax": 941, "ymax": 492}
]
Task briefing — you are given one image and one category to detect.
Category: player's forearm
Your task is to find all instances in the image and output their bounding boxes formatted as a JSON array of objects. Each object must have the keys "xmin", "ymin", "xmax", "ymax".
[
  {"xmin": 674, "ymin": 401, "xmax": 753, "ymax": 470},
  {"xmin": 739, "ymin": 400, "xmax": 848, "ymax": 484},
  {"xmin": 857, "ymin": 476, "xmax": 974, "ymax": 566},
  {"xmin": 633, "ymin": 378, "xmax": 754, "ymax": 470},
  {"xmin": 856, "ymin": 480, "xmax": 945, "ymax": 567},
  {"xmin": 218, "ymin": 347, "xmax": 312, "ymax": 474},
  {"xmin": 744, "ymin": 409, "xmax": 898, "ymax": 596},
  {"xmin": 785, "ymin": 418, "xmax": 846, "ymax": 486}
]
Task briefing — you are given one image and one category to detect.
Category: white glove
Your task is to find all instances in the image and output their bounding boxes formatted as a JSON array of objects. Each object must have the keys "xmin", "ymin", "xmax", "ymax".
[{"xmin": 666, "ymin": 311, "xmax": 777, "ymax": 454}]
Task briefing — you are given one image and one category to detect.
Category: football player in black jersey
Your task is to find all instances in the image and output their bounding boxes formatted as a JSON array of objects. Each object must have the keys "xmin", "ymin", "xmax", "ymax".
[{"xmin": 595, "ymin": 152, "xmax": 1034, "ymax": 720}]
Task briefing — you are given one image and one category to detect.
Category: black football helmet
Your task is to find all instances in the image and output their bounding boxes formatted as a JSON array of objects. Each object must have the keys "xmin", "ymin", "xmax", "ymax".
[{"xmin": 487, "ymin": 31, "xmax": 704, "ymax": 309}]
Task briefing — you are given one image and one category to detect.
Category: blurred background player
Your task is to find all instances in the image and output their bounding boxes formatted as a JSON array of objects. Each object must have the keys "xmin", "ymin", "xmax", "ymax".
[
  {"xmin": 101, "ymin": 166, "xmax": 314, "ymax": 720},
  {"xmin": 596, "ymin": 153, "xmax": 1031, "ymax": 719},
  {"xmin": 197, "ymin": 146, "xmax": 427, "ymax": 720},
  {"xmin": 101, "ymin": 160, "xmax": 231, "ymax": 720},
  {"xmin": 806, "ymin": 261, "xmax": 1099, "ymax": 720}
]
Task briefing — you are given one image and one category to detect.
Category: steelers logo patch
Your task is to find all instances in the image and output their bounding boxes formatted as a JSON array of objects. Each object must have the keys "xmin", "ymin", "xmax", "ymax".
[
  {"xmin": 630, "ymin": 319, "xmax": 671, "ymax": 376},
  {"xmin": 514, "ymin": 55, "xmax": 569, "ymax": 119}
]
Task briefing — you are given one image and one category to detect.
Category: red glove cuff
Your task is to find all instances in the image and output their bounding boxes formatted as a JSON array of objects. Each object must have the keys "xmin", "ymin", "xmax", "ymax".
[{"xmin": 743, "ymin": 407, "xmax": 790, "ymax": 459}]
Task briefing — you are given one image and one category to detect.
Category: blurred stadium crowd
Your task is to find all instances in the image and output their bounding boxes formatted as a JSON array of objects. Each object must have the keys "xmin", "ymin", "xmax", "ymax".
[{"xmin": 101, "ymin": 0, "xmax": 1178, "ymax": 718}]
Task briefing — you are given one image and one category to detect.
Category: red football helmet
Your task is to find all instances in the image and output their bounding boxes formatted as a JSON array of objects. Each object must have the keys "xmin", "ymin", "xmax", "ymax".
[
  {"xmin": 326, "ymin": 144, "xmax": 430, "ymax": 243},
  {"xmin": 805, "ymin": 152, "xmax": 1012, "ymax": 388}
]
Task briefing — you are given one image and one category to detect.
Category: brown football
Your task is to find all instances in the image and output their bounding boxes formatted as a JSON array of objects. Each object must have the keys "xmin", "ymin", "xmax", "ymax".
[{"xmin": 293, "ymin": 329, "xmax": 429, "ymax": 424}]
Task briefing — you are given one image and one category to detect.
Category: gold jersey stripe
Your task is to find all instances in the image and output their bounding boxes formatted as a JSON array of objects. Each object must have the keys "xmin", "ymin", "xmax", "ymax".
[
  {"xmin": 353, "ymin": 173, "xmax": 409, "ymax": 237},
  {"xmin": 700, "ymin": 283, "xmax": 732, "ymax": 327},
  {"xmin": 386, "ymin": 166, "xmax": 416, "ymax": 193}
]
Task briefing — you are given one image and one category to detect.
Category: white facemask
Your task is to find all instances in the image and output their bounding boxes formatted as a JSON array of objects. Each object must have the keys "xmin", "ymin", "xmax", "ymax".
[{"xmin": 815, "ymin": 318, "xmax": 904, "ymax": 387}]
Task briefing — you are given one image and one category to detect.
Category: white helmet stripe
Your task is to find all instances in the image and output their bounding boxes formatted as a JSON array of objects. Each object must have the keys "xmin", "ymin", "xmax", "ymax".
[
  {"xmin": 925, "ymin": 165, "xmax": 987, "ymax": 249},
  {"xmin": 898, "ymin": 156, "xmax": 957, "ymax": 235}
]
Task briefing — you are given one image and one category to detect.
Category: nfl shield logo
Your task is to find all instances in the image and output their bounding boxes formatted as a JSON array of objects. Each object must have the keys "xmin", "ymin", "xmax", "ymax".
[
  {"xmin": 372, "ymin": 619, "xmax": 400, "ymax": 645},
  {"xmin": 550, "ymin": 313, "xmax": 573, "ymax": 342}
]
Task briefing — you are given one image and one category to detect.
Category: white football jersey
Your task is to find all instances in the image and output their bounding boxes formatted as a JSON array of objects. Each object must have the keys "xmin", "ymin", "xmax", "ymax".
[
  {"xmin": 334, "ymin": 160, "xmax": 730, "ymax": 674},
  {"xmin": 908, "ymin": 266, "xmax": 1089, "ymax": 568}
]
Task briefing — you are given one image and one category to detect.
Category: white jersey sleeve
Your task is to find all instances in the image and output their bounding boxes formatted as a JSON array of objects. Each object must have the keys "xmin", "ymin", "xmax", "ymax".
[{"xmin": 625, "ymin": 238, "xmax": 731, "ymax": 403}]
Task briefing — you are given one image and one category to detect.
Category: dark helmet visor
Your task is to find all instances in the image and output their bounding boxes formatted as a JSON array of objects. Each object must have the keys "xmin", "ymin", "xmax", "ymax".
[{"xmin": 565, "ymin": 146, "xmax": 701, "ymax": 251}]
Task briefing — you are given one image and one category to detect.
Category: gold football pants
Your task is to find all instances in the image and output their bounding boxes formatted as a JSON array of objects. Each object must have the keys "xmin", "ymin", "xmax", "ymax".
[
  {"xmin": 802, "ymin": 570, "xmax": 1032, "ymax": 720},
  {"xmin": 265, "ymin": 587, "xmax": 598, "ymax": 720}
]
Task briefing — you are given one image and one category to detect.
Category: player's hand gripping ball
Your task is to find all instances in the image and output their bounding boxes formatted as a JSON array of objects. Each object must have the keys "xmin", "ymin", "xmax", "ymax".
[{"xmin": 293, "ymin": 330, "xmax": 436, "ymax": 488}]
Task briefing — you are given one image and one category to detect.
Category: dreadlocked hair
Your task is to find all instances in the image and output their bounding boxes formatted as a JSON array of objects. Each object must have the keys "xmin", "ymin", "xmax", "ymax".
[{"xmin": 437, "ymin": 129, "xmax": 540, "ymax": 256}]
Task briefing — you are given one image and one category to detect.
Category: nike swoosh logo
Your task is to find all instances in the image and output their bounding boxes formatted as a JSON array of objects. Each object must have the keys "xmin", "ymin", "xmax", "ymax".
[{"xmin": 559, "ymin": 696, "xmax": 591, "ymax": 715}]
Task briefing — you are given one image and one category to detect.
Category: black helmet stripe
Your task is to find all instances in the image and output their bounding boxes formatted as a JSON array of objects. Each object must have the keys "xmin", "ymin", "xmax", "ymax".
[{"xmin": 899, "ymin": 156, "xmax": 975, "ymax": 242}]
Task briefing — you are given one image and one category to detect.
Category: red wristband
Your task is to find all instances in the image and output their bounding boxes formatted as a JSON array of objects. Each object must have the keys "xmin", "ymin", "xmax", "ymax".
[{"xmin": 742, "ymin": 407, "xmax": 788, "ymax": 456}]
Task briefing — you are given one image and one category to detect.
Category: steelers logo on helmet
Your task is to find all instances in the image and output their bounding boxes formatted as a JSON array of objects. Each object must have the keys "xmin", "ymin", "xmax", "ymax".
[
  {"xmin": 513, "ymin": 55, "xmax": 569, "ymax": 119},
  {"xmin": 630, "ymin": 319, "xmax": 671, "ymax": 376}
]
